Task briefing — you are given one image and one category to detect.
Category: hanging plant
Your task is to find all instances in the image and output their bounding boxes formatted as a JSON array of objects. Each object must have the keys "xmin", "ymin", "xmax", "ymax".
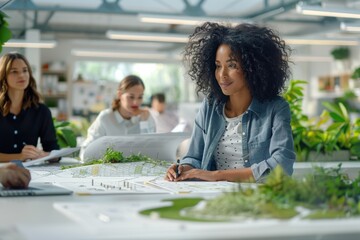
[
  {"xmin": 0, "ymin": 11, "xmax": 12, "ymax": 53},
  {"xmin": 330, "ymin": 47, "xmax": 350, "ymax": 60}
]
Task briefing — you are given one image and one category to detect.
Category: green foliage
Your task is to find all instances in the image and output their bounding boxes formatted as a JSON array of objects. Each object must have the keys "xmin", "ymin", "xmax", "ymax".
[
  {"xmin": 53, "ymin": 118, "xmax": 77, "ymax": 148},
  {"xmin": 322, "ymin": 101, "xmax": 360, "ymax": 158},
  {"xmin": 330, "ymin": 47, "xmax": 350, "ymax": 60},
  {"xmin": 351, "ymin": 67, "xmax": 360, "ymax": 79},
  {"xmin": 0, "ymin": 11, "xmax": 12, "ymax": 53},
  {"xmin": 102, "ymin": 147, "xmax": 124, "ymax": 163},
  {"xmin": 334, "ymin": 90, "xmax": 359, "ymax": 114},
  {"xmin": 61, "ymin": 147, "xmax": 170, "ymax": 169},
  {"xmin": 283, "ymin": 80, "xmax": 309, "ymax": 157},
  {"xmin": 207, "ymin": 165, "xmax": 360, "ymax": 218},
  {"xmin": 283, "ymin": 80, "xmax": 360, "ymax": 161},
  {"xmin": 139, "ymin": 166, "xmax": 360, "ymax": 221},
  {"xmin": 68, "ymin": 118, "xmax": 90, "ymax": 137},
  {"xmin": 140, "ymin": 198, "xmax": 216, "ymax": 222}
]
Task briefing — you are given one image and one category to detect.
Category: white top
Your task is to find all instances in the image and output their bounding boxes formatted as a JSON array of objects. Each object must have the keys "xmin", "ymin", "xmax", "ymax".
[
  {"xmin": 214, "ymin": 107, "xmax": 245, "ymax": 170},
  {"xmin": 149, "ymin": 109, "xmax": 179, "ymax": 133},
  {"xmin": 80, "ymin": 108, "xmax": 156, "ymax": 158}
]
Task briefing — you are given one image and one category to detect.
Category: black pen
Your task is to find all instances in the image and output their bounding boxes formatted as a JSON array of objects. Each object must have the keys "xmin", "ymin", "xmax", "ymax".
[{"xmin": 175, "ymin": 159, "xmax": 180, "ymax": 178}]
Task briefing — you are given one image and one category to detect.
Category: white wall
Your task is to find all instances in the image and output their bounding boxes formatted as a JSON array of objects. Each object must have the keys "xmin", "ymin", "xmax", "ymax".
[{"xmin": 291, "ymin": 44, "xmax": 359, "ymax": 117}]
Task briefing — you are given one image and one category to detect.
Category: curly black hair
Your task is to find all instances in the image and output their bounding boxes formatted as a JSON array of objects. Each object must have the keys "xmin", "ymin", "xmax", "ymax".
[{"xmin": 183, "ymin": 22, "xmax": 292, "ymax": 103}]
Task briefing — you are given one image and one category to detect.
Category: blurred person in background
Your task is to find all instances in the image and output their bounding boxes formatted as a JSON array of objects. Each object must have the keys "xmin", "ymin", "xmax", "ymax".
[
  {"xmin": 80, "ymin": 75, "xmax": 156, "ymax": 159},
  {"xmin": 149, "ymin": 93, "xmax": 179, "ymax": 133}
]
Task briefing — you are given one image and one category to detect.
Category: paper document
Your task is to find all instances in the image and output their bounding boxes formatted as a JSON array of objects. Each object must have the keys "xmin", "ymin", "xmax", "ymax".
[
  {"xmin": 23, "ymin": 147, "xmax": 80, "ymax": 167},
  {"xmin": 53, "ymin": 177, "xmax": 168, "ymax": 195},
  {"xmin": 144, "ymin": 180, "xmax": 241, "ymax": 194},
  {"xmin": 82, "ymin": 132, "xmax": 191, "ymax": 162}
]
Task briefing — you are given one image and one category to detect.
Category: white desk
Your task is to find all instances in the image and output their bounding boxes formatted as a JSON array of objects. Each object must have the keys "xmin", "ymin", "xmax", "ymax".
[
  {"xmin": 293, "ymin": 161, "xmax": 360, "ymax": 179},
  {"xmin": 1, "ymin": 160, "xmax": 360, "ymax": 240}
]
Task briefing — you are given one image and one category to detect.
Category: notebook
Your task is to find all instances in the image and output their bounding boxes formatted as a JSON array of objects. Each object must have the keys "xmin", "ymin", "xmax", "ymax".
[{"xmin": 0, "ymin": 183, "xmax": 73, "ymax": 197}]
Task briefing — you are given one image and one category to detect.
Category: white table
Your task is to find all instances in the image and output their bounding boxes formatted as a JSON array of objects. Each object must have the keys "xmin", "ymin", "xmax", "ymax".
[
  {"xmin": 293, "ymin": 161, "xmax": 360, "ymax": 179},
  {"xmin": 1, "ymin": 159, "xmax": 360, "ymax": 240}
]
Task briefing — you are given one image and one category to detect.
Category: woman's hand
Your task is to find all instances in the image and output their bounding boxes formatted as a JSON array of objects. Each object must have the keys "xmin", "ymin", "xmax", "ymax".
[
  {"xmin": 20, "ymin": 145, "xmax": 47, "ymax": 161},
  {"xmin": 136, "ymin": 108, "xmax": 150, "ymax": 121},
  {"xmin": 0, "ymin": 163, "xmax": 31, "ymax": 188},
  {"xmin": 165, "ymin": 164, "xmax": 194, "ymax": 181},
  {"xmin": 175, "ymin": 169, "xmax": 219, "ymax": 181}
]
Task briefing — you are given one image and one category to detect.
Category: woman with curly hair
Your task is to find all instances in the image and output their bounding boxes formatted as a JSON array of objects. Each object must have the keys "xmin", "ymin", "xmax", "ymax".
[
  {"xmin": 166, "ymin": 22, "xmax": 295, "ymax": 182},
  {"xmin": 0, "ymin": 52, "xmax": 59, "ymax": 162}
]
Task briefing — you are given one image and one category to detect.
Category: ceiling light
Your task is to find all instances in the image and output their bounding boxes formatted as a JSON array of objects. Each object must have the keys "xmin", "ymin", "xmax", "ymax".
[
  {"xmin": 138, "ymin": 14, "xmax": 244, "ymax": 26},
  {"xmin": 71, "ymin": 49, "xmax": 170, "ymax": 60},
  {"xmin": 4, "ymin": 40, "xmax": 57, "ymax": 48},
  {"xmin": 251, "ymin": 7, "xmax": 285, "ymax": 20},
  {"xmin": 340, "ymin": 22, "xmax": 360, "ymax": 32},
  {"xmin": 284, "ymin": 37, "xmax": 358, "ymax": 46},
  {"xmin": 296, "ymin": 3, "xmax": 360, "ymax": 19},
  {"xmin": 106, "ymin": 31, "xmax": 188, "ymax": 43}
]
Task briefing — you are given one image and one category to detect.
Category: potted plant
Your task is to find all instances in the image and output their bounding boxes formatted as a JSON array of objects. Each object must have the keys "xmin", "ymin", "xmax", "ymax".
[
  {"xmin": 283, "ymin": 80, "xmax": 360, "ymax": 161},
  {"xmin": 331, "ymin": 47, "xmax": 350, "ymax": 60},
  {"xmin": 331, "ymin": 47, "xmax": 351, "ymax": 72}
]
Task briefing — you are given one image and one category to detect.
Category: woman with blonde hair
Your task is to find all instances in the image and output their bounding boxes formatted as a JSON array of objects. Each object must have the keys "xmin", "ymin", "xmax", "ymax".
[{"xmin": 0, "ymin": 52, "xmax": 59, "ymax": 162}]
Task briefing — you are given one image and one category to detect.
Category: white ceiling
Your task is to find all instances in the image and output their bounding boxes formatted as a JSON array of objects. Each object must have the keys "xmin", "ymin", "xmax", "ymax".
[{"xmin": 1, "ymin": 0, "xmax": 360, "ymax": 56}]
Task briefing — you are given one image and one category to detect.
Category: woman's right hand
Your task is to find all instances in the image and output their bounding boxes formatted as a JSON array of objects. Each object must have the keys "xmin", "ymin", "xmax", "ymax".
[
  {"xmin": 20, "ymin": 145, "xmax": 47, "ymax": 161},
  {"xmin": 0, "ymin": 163, "xmax": 31, "ymax": 188},
  {"xmin": 165, "ymin": 164, "xmax": 193, "ymax": 181}
]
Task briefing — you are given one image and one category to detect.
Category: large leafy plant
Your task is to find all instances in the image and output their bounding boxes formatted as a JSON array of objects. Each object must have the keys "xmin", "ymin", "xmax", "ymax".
[
  {"xmin": 283, "ymin": 80, "xmax": 360, "ymax": 161},
  {"xmin": 53, "ymin": 118, "xmax": 77, "ymax": 148},
  {"xmin": 283, "ymin": 80, "xmax": 310, "ymax": 158},
  {"xmin": 323, "ymin": 101, "xmax": 360, "ymax": 158},
  {"xmin": 0, "ymin": 11, "xmax": 12, "ymax": 52}
]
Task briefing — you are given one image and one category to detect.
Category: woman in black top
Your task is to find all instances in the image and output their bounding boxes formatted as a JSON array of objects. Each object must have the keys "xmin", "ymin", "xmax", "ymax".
[{"xmin": 0, "ymin": 52, "xmax": 59, "ymax": 162}]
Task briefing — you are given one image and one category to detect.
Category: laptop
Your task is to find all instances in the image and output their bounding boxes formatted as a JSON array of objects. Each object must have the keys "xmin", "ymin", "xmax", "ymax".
[{"xmin": 0, "ymin": 183, "xmax": 73, "ymax": 197}]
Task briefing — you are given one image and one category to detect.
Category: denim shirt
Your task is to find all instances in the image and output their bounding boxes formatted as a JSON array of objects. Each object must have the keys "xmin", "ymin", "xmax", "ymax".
[{"xmin": 181, "ymin": 96, "xmax": 295, "ymax": 182}]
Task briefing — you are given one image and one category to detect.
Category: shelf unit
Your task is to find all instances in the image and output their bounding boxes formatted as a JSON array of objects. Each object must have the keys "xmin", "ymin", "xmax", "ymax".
[
  {"xmin": 41, "ymin": 69, "xmax": 68, "ymax": 120},
  {"xmin": 312, "ymin": 73, "xmax": 351, "ymax": 99}
]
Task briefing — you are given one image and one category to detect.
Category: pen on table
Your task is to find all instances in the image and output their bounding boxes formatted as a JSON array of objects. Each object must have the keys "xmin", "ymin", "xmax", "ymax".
[{"xmin": 175, "ymin": 159, "xmax": 180, "ymax": 178}]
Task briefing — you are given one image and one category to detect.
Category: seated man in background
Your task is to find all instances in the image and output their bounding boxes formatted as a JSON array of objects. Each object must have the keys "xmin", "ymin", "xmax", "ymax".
[
  {"xmin": 149, "ymin": 93, "xmax": 179, "ymax": 133},
  {"xmin": 0, "ymin": 163, "xmax": 31, "ymax": 188}
]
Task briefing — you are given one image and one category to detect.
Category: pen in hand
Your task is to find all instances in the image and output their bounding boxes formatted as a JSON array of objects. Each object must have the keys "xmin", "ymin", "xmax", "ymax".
[{"xmin": 175, "ymin": 159, "xmax": 180, "ymax": 178}]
